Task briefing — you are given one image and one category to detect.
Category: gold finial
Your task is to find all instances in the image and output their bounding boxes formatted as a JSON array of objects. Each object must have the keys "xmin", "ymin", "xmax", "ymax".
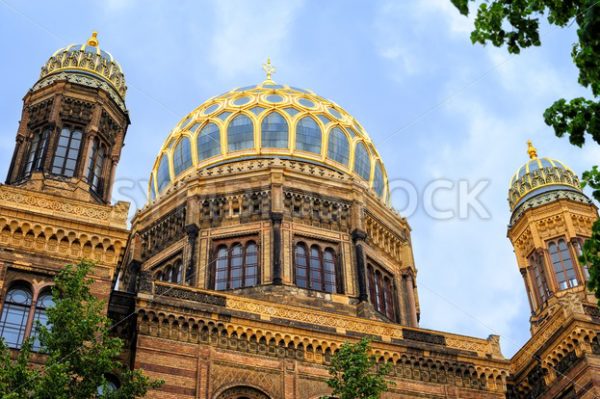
[
  {"xmin": 527, "ymin": 140, "xmax": 538, "ymax": 159},
  {"xmin": 262, "ymin": 57, "xmax": 276, "ymax": 83},
  {"xmin": 87, "ymin": 31, "xmax": 99, "ymax": 47}
]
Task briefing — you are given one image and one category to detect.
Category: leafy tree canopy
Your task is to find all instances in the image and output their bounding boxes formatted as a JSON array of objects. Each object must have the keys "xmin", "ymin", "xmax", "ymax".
[
  {"xmin": 326, "ymin": 337, "xmax": 391, "ymax": 399},
  {"xmin": 451, "ymin": 0, "xmax": 600, "ymax": 306},
  {"xmin": 0, "ymin": 260, "xmax": 162, "ymax": 399}
]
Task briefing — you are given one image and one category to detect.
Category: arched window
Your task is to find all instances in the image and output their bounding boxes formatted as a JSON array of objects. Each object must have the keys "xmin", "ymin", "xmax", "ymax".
[
  {"xmin": 197, "ymin": 123, "xmax": 221, "ymax": 160},
  {"xmin": 52, "ymin": 127, "xmax": 83, "ymax": 177},
  {"xmin": 530, "ymin": 251, "xmax": 550, "ymax": 303},
  {"xmin": 354, "ymin": 142, "xmax": 371, "ymax": 181},
  {"xmin": 327, "ymin": 127, "xmax": 349, "ymax": 165},
  {"xmin": 366, "ymin": 262, "xmax": 396, "ymax": 321},
  {"xmin": 172, "ymin": 261, "xmax": 183, "ymax": 284},
  {"xmin": 261, "ymin": 112, "xmax": 288, "ymax": 148},
  {"xmin": 294, "ymin": 242, "xmax": 338, "ymax": 293},
  {"xmin": 173, "ymin": 137, "xmax": 192, "ymax": 176},
  {"xmin": 294, "ymin": 243, "xmax": 308, "ymax": 289},
  {"xmin": 0, "ymin": 285, "xmax": 33, "ymax": 348},
  {"xmin": 212, "ymin": 239, "xmax": 259, "ymax": 290},
  {"xmin": 227, "ymin": 115, "xmax": 254, "ymax": 152},
  {"xmin": 373, "ymin": 162, "xmax": 384, "ymax": 197},
  {"xmin": 84, "ymin": 137, "xmax": 106, "ymax": 194},
  {"xmin": 156, "ymin": 155, "xmax": 171, "ymax": 192},
  {"xmin": 23, "ymin": 129, "xmax": 50, "ymax": 177},
  {"xmin": 295, "ymin": 117, "xmax": 321, "ymax": 154},
  {"xmin": 149, "ymin": 175, "xmax": 157, "ymax": 201},
  {"xmin": 548, "ymin": 238, "xmax": 578, "ymax": 290},
  {"xmin": 31, "ymin": 289, "xmax": 53, "ymax": 351}
]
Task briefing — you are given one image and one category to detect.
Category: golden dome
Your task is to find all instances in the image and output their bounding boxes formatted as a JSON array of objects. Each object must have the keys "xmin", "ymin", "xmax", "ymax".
[
  {"xmin": 508, "ymin": 141, "xmax": 581, "ymax": 211},
  {"xmin": 39, "ymin": 32, "xmax": 126, "ymax": 98},
  {"xmin": 149, "ymin": 79, "xmax": 389, "ymax": 203}
]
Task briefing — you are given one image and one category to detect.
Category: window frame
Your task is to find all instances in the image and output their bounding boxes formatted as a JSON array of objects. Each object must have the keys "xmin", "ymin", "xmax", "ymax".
[
  {"xmin": 366, "ymin": 261, "xmax": 397, "ymax": 322},
  {"xmin": 51, "ymin": 126, "xmax": 83, "ymax": 178},
  {"xmin": 84, "ymin": 136, "xmax": 108, "ymax": 194},
  {"xmin": 261, "ymin": 111, "xmax": 289, "ymax": 149},
  {"xmin": 22, "ymin": 128, "xmax": 50, "ymax": 178},
  {"xmin": 210, "ymin": 236, "xmax": 260, "ymax": 291},
  {"xmin": 547, "ymin": 238, "xmax": 578, "ymax": 290},
  {"xmin": 293, "ymin": 238, "xmax": 341, "ymax": 294}
]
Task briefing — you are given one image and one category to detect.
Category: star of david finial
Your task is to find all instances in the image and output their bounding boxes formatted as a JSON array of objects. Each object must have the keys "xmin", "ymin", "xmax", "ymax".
[{"xmin": 262, "ymin": 57, "xmax": 276, "ymax": 83}]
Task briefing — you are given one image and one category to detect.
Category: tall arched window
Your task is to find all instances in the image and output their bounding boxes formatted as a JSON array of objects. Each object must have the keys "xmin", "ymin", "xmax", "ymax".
[
  {"xmin": 295, "ymin": 117, "xmax": 321, "ymax": 154},
  {"xmin": 173, "ymin": 137, "xmax": 192, "ymax": 176},
  {"xmin": 367, "ymin": 263, "xmax": 396, "ymax": 321},
  {"xmin": 31, "ymin": 289, "xmax": 53, "ymax": 351},
  {"xmin": 327, "ymin": 127, "xmax": 349, "ymax": 166},
  {"xmin": 294, "ymin": 242, "xmax": 338, "ymax": 293},
  {"xmin": 197, "ymin": 123, "xmax": 221, "ymax": 160},
  {"xmin": 572, "ymin": 238, "xmax": 589, "ymax": 280},
  {"xmin": 0, "ymin": 285, "xmax": 33, "ymax": 348},
  {"xmin": 530, "ymin": 251, "xmax": 550, "ymax": 304},
  {"xmin": 227, "ymin": 115, "xmax": 254, "ymax": 152},
  {"xmin": 23, "ymin": 129, "xmax": 50, "ymax": 177},
  {"xmin": 548, "ymin": 238, "xmax": 578, "ymax": 290},
  {"xmin": 261, "ymin": 112, "xmax": 289, "ymax": 148},
  {"xmin": 84, "ymin": 137, "xmax": 106, "ymax": 194},
  {"xmin": 212, "ymin": 239, "xmax": 260, "ymax": 290},
  {"xmin": 156, "ymin": 155, "xmax": 171, "ymax": 193},
  {"xmin": 354, "ymin": 142, "xmax": 371, "ymax": 181},
  {"xmin": 373, "ymin": 162, "xmax": 384, "ymax": 197},
  {"xmin": 52, "ymin": 127, "xmax": 83, "ymax": 177}
]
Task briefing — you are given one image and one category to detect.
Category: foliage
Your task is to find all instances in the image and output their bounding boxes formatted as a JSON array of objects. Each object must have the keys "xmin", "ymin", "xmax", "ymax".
[
  {"xmin": 451, "ymin": 0, "xmax": 600, "ymax": 306},
  {"xmin": 0, "ymin": 260, "xmax": 162, "ymax": 399},
  {"xmin": 325, "ymin": 337, "xmax": 391, "ymax": 399}
]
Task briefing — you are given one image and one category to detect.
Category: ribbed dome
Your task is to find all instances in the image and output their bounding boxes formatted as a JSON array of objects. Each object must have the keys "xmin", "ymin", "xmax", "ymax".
[
  {"xmin": 148, "ymin": 79, "xmax": 389, "ymax": 204},
  {"xmin": 39, "ymin": 32, "xmax": 126, "ymax": 98},
  {"xmin": 508, "ymin": 141, "xmax": 581, "ymax": 211}
]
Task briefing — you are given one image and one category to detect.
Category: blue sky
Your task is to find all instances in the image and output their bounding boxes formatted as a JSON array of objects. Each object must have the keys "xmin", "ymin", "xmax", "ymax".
[{"xmin": 1, "ymin": 0, "xmax": 598, "ymax": 357}]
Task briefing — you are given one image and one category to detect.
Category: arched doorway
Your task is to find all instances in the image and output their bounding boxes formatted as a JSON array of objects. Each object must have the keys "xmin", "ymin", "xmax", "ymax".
[{"xmin": 216, "ymin": 386, "xmax": 270, "ymax": 399}]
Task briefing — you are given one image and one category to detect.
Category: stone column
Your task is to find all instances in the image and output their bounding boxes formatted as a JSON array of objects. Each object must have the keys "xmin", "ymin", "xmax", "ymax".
[
  {"xmin": 403, "ymin": 271, "xmax": 418, "ymax": 327},
  {"xmin": 184, "ymin": 224, "xmax": 199, "ymax": 286},
  {"xmin": 351, "ymin": 229, "xmax": 368, "ymax": 302},
  {"xmin": 271, "ymin": 212, "xmax": 283, "ymax": 285}
]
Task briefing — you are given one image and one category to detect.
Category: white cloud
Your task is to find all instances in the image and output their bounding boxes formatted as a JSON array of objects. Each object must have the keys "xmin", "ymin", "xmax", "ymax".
[{"xmin": 209, "ymin": 0, "xmax": 304, "ymax": 79}]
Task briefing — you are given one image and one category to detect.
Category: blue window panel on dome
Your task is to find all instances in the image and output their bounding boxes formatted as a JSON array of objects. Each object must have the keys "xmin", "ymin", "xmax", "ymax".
[
  {"xmin": 518, "ymin": 166, "xmax": 527, "ymax": 178},
  {"xmin": 228, "ymin": 114, "xmax": 254, "ymax": 152},
  {"xmin": 295, "ymin": 117, "xmax": 322, "ymax": 154},
  {"xmin": 541, "ymin": 159, "xmax": 553, "ymax": 168},
  {"xmin": 233, "ymin": 97, "xmax": 251, "ymax": 106},
  {"xmin": 373, "ymin": 162, "xmax": 385, "ymax": 197},
  {"xmin": 327, "ymin": 127, "xmax": 349, "ymax": 166},
  {"xmin": 529, "ymin": 161, "xmax": 540, "ymax": 172},
  {"xmin": 150, "ymin": 176, "xmax": 156, "ymax": 201},
  {"xmin": 217, "ymin": 111, "xmax": 232, "ymax": 121},
  {"xmin": 264, "ymin": 84, "xmax": 284, "ymax": 89},
  {"xmin": 284, "ymin": 107, "xmax": 299, "ymax": 117},
  {"xmin": 346, "ymin": 127, "xmax": 357, "ymax": 138},
  {"xmin": 188, "ymin": 122, "xmax": 201, "ymax": 132},
  {"xmin": 261, "ymin": 112, "xmax": 289, "ymax": 148},
  {"xmin": 266, "ymin": 95, "xmax": 283, "ymax": 103},
  {"xmin": 204, "ymin": 104, "xmax": 220, "ymax": 115},
  {"xmin": 327, "ymin": 107, "xmax": 342, "ymax": 119},
  {"xmin": 173, "ymin": 137, "xmax": 193, "ymax": 176},
  {"xmin": 298, "ymin": 98, "xmax": 315, "ymax": 108},
  {"xmin": 197, "ymin": 123, "xmax": 221, "ymax": 160},
  {"xmin": 317, "ymin": 115, "xmax": 331, "ymax": 125},
  {"xmin": 236, "ymin": 85, "xmax": 256, "ymax": 91},
  {"xmin": 354, "ymin": 142, "xmax": 371, "ymax": 180},
  {"xmin": 250, "ymin": 106, "xmax": 265, "ymax": 115},
  {"xmin": 179, "ymin": 116, "xmax": 192, "ymax": 129},
  {"xmin": 156, "ymin": 155, "xmax": 171, "ymax": 192}
]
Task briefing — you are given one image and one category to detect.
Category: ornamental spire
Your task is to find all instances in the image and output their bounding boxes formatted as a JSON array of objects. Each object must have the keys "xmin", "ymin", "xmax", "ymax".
[
  {"xmin": 87, "ymin": 31, "xmax": 99, "ymax": 47},
  {"xmin": 527, "ymin": 140, "xmax": 538, "ymax": 159},
  {"xmin": 262, "ymin": 57, "xmax": 276, "ymax": 84}
]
